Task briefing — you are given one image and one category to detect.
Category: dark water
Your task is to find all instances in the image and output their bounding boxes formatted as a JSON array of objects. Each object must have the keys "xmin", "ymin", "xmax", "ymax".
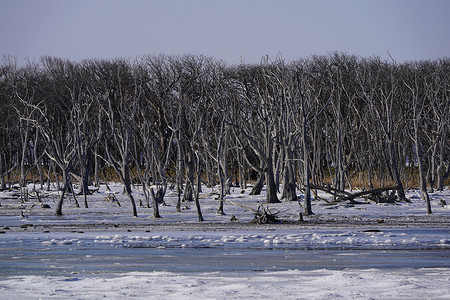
[{"xmin": 1, "ymin": 243, "xmax": 449, "ymax": 276}]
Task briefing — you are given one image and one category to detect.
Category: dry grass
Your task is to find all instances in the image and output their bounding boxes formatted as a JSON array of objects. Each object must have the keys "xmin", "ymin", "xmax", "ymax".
[{"xmin": 3, "ymin": 166, "xmax": 449, "ymax": 190}]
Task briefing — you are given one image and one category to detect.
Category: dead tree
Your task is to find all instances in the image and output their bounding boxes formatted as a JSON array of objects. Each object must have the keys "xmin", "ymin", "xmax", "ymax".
[
  {"xmin": 290, "ymin": 58, "xmax": 334, "ymax": 215},
  {"xmin": 234, "ymin": 62, "xmax": 280, "ymax": 204},
  {"xmin": 357, "ymin": 59, "xmax": 408, "ymax": 202},
  {"xmin": 309, "ymin": 184, "xmax": 400, "ymax": 205},
  {"xmin": 97, "ymin": 59, "xmax": 139, "ymax": 217},
  {"xmin": 404, "ymin": 68, "xmax": 432, "ymax": 214}
]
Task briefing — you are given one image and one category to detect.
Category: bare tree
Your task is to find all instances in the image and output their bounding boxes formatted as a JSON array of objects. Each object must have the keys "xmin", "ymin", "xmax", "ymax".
[
  {"xmin": 27, "ymin": 57, "xmax": 80, "ymax": 215},
  {"xmin": 234, "ymin": 61, "xmax": 280, "ymax": 204},
  {"xmin": 96, "ymin": 59, "xmax": 139, "ymax": 217},
  {"xmin": 357, "ymin": 58, "xmax": 408, "ymax": 201}
]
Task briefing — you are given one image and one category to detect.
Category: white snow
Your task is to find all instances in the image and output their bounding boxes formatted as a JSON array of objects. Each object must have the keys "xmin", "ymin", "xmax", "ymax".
[
  {"xmin": 1, "ymin": 268, "xmax": 449, "ymax": 300},
  {"xmin": 0, "ymin": 183, "xmax": 449, "ymax": 299}
]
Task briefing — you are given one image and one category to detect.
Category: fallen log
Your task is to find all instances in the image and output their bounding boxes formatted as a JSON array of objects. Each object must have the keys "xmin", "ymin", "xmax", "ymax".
[
  {"xmin": 225, "ymin": 199, "xmax": 281, "ymax": 224},
  {"xmin": 309, "ymin": 184, "xmax": 400, "ymax": 203},
  {"xmin": 250, "ymin": 206, "xmax": 280, "ymax": 224}
]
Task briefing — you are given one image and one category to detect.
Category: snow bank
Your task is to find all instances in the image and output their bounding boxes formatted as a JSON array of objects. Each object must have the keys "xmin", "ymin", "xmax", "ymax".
[{"xmin": 1, "ymin": 268, "xmax": 449, "ymax": 299}]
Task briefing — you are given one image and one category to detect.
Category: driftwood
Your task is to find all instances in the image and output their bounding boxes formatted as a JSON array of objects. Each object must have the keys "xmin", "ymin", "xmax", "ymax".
[
  {"xmin": 104, "ymin": 193, "xmax": 121, "ymax": 207},
  {"xmin": 311, "ymin": 188, "xmax": 330, "ymax": 202},
  {"xmin": 225, "ymin": 199, "xmax": 280, "ymax": 224},
  {"xmin": 250, "ymin": 206, "xmax": 280, "ymax": 224},
  {"xmin": 309, "ymin": 184, "xmax": 400, "ymax": 203},
  {"xmin": 32, "ymin": 191, "xmax": 51, "ymax": 208}
]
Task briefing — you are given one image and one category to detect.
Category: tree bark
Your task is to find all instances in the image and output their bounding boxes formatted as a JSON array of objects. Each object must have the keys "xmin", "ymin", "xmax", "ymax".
[
  {"xmin": 0, "ymin": 155, "xmax": 6, "ymax": 190},
  {"xmin": 55, "ymin": 168, "xmax": 70, "ymax": 216},
  {"xmin": 414, "ymin": 117, "xmax": 432, "ymax": 214},
  {"xmin": 149, "ymin": 188, "xmax": 161, "ymax": 218}
]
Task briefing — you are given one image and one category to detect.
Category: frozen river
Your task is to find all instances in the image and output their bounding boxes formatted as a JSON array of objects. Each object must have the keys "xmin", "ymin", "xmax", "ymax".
[{"xmin": 1, "ymin": 229, "xmax": 449, "ymax": 277}]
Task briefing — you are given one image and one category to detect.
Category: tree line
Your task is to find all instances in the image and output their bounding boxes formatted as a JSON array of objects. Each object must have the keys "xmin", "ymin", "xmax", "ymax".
[{"xmin": 0, "ymin": 53, "xmax": 449, "ymax": 217}]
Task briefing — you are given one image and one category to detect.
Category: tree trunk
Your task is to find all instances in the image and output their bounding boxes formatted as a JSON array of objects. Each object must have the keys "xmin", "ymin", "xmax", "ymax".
[
  {"xmin": 0, "ymin": 155, "xmax": 6, "ymax": 190},
  {"xmin": 126, "ymin": 191, "xmax": 138, "ymax": 218},
  {"xmin": 265, "ymin": 157, "xmax": 280, "ymax": 203},
  {"xmin": 436, "ymin": 127, "xmax": 447, "ymax": 191},
  {"xmin": 19, "ymin": 125, "xmax": 30, "ymax": 187},
  {"xmin": 250, "ymin": 171, "xmax": 264, "ymax": 195},
  {"xmin": 55, "ymin": 168, "xmax": 70, "ymax": 216},
  {"xmin": 121, "ymin": 161, "xmax": 138, "ymax": 217},
  {"xmin": 238, "ymin": 152, "xmax": 247, "ymax": 189},
  {"xmin": 388, "ymin": 140, "xmax": 408, "ymax": 202},
  {"xmin": 217, "ymin": 166, "xmax": 226, "ymax": 215},
  {"xmin": 176, "ymin": 135, "xmax": 184, "ymax": 212},
  {"xmin": 33, "ymin": 134, "xmax": 44, "ymax": 190},
  {"xmin": 52, "ymin": 161, "xmax": 60, "ymax": 190},
  {"xmin": 367, "ymin": 137, "xmax": 374, "ymax": 190},
  {"xmin": 414, "ymin": 118, "xmax": 432, "ymax": 214},
  {"xmin": 195, "ymin": 170, "xmax": 204, "ymax": 221},
  {"xmin": 303, "ymin": 121, "xmax": 313, "ymax": 215},
  {"xmin": 183, "ymin": 153, "xmax": 194, "ymax": 202},
  {"xmin": 78, "ymin": 150, "xmax": 91, "ymax": 208},
  {"xmin": 282, "ymin": 146, "xmax": 297, "ymax": 201},
  {"xmin": 79, "ymin": 151, "xmax": 92, "ymax": 194},
  {"xmin": 205, "ymin": 156, "xmax": 216, "ymax": 188},
  {"xmin": 335, "ymin": 112, "xmax": 345, "ymax": 191},
  {"xmin": 428, "ymin": 142, "xmax": 438, "ymax": 192},
  {"xmin": 149, "ymin": 187, "xmax": 161, "ymax": 218}
]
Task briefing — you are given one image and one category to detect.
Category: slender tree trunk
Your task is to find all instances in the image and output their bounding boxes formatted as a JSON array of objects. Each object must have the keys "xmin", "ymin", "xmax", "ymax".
[
  {"xmin": 274, "ymin": 146, "xmax": 282, "ymax": 193},
  {"xmin": 55, "ymin": 168, "xmax": 70, "ymax": 216},
  {"xmin": 367, "ymin": 137, "xmax": 374, "ymax": 190},
  {"xmin": 20, "ymin": 126, "xmax": 30, "ymax": 187},
  {"xmin": 78, "ymin": 150, "xmax": 91, "ymax": 208},
  {"xmin": 142, "ymin": 180, "xmax": 150, "ymax": 208},
  {"xmin": 195, "ymin": 168, "xmax": 204, "ymax": 221},
  {"xmin": 265, "ymin": 156, "xmax": 280, "ymax": 203},
  {"xmin": 37, "ymin": 159, "xmax": 44, "ymax": 190},
  {"xmin": 205, "ymin": 156, "xmax": 216, "ymax": 188},
  {"xmin": 127, "ymin": 191, "xmax": 138, "ymax": 218},
  {"xmin": 414, "ymin": 118, "xmax": 432, "ymax": 214},
  {"xmin": 436, "ymin": 127, "xmax": 446, "ymax": 191},
  {"xmin": 303, "ymin": 121, "xmax": 313, "ymax": 215},
  {"xmin": 94, "ymin": 145, "xmax": 100, "ymax": 187},
  {"xmin": 0, "ymin": 155, "xmax": 6, "ymax": 190},
  {"xmin": 176, "ymin": 134, "xmax": 184, "ymax": 212},
  {"xmin": 428, "ymin": 142, "xmax": 438, "ymax": 192},
  {"xmin": 388, "ymin": 140, "xmax": 408, "ymax": 202},
  {"xmin": 80, "ymin": 151, "xmax": 92, "ymax": 193},
  {"xmin": 121, "ymin": 160, "xmax": 138, "ymax": 217},
  {"xmin": 282, "ymin": 146, "xmax": 297, "ymax": 201},
  {"xmin": 94, "ymin": 111, "xmax": 102, "ymax": 188},
  {"xmin": 149, "ymin": 188, "xmax": 161, "ymax": 218},
  {"xmin": 335, "ymin": 113, "xmax": 345, "ymax": 191},
  {"xmin": 33, "ymin": 134, "xmax": 44, "ymax": 190},
  {"xmin": 264, "ymin": 123, "xmax": 280, "ymax": 204},
  {"xmin": 217, "ymin": 166, "xmax": 226, "ymax": 215},
  {"xmin": 183, "ymin": 153, "xmax": 194, "ymax": 202},
  {"xmin": 46, "ymin": 160, "xmax": 51, "ymax": 192},
  {"xmin": 52, "ymin": 161, "xmax": 60, "ymax": 190},
  {"xmin": 250, "ymin": 170, "xmax": 264, "ymax": 195},
  {"xmin": 238, "ymin": 152, "xmax": 247, "ymax": 189}
]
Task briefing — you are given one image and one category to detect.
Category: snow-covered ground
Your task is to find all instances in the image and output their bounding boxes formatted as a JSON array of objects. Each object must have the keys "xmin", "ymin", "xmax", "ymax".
[
  {"xmin": 2, "ymin": 268, "xmax": 450, "ymax": 300},
  {"xmin": 1, "ymin": 183, "xmax": 449, "ymax": 299}
]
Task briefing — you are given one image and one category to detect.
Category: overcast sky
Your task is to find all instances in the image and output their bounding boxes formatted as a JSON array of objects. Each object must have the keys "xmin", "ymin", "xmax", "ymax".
[{"xmin": 1, "ymin": 0, "xmax": 449, "ymax": 65}]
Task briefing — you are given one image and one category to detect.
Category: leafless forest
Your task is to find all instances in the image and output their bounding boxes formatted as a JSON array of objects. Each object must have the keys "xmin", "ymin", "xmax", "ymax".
[{"xmin": 0, "ymin": 53, "xmax": 449, "ymax": 217}]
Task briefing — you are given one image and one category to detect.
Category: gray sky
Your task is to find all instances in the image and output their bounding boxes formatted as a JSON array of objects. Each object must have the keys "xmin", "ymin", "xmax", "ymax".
[{"xmin": 1, "ymin": 0, "xmax": 449, "ymax": 65}]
